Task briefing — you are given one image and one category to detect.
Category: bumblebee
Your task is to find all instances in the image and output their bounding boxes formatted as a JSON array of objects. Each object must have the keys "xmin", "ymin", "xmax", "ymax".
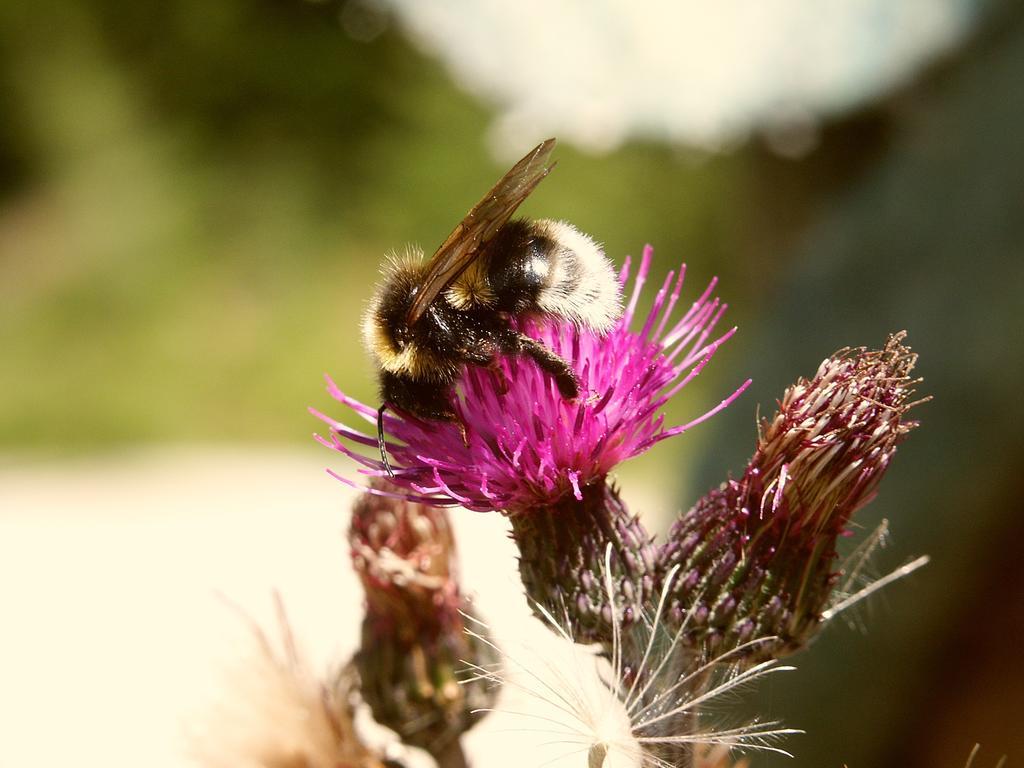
[{"xmin": 363, "ymin": 138, "xmax": 622, "ymax": 472}]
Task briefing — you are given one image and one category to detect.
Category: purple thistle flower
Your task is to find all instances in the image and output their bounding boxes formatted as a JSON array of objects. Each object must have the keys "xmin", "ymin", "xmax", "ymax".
[{"xmin": 312, "ymin": 245, "xmax": 751, "ymax": 516}]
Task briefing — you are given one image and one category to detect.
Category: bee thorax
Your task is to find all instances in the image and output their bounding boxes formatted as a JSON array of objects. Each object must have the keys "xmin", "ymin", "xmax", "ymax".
[{"xmin": 445, "ymin": 259, "xmax": 497, "ymax": 310}]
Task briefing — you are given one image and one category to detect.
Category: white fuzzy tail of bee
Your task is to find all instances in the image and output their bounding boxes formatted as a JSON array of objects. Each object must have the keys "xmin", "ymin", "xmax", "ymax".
[
  {"xmin": 459, "ymin": 547, "xmax": 802, "ymax": 768},
  {"xmin": 532, "ymin": 219, "xmax": 623, "ymax": 334}
]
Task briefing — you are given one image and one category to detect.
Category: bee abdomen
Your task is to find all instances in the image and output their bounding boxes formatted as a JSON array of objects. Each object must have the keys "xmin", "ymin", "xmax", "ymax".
[{"xmin": 532, "ymin": 219, "xmax": 622, "ymax": 333}]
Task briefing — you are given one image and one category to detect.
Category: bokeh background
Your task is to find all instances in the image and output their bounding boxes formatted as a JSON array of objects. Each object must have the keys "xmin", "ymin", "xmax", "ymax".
[{"xmin": 1, "ymin": 1, "xmax": 1022, "ymax": 766}]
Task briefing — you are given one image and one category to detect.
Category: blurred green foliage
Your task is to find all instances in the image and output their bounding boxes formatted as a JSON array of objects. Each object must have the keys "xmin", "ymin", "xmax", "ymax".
[{"xmin": 0, "ymin": 0, "xmax": 745, "ymax": 470}]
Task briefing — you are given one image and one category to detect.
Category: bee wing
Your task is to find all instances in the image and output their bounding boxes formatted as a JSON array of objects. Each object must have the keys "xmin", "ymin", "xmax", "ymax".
[{"xmin": 405, "ymin": 138, "xmax": 557, "ymax": 326}]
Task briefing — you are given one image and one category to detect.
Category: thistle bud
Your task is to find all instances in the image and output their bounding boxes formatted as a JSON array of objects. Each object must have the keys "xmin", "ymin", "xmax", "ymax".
[
  {"xmin": 510, "ymin": 480, "xmax": 658, "ymax": 646},
  {"xmin": 660, "ymin": 333, "xmax": 923, "ymax": 661},
  {"xmin": 350, "ymin": 483, "xmax": 495, "ymax": 757}
]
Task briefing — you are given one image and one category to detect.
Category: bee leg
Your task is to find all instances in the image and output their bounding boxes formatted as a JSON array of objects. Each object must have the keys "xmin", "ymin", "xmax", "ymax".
[
  {"xmin": 376, "ymin": 404, "xmax": 396, "ymax": 478},
  {"xmin": 513, "ymin": 333, "xmax": 579, "ymax": 399},
  {"xmin": 381, "ymin": 371, "xmax": 468, "ymax": 445}
]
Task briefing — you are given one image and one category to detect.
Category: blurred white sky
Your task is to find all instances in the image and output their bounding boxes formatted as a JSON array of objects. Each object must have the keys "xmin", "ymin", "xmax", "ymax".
[{"xmin": 383, "ymin": 0, "xmax": 976, "ymax": 154}]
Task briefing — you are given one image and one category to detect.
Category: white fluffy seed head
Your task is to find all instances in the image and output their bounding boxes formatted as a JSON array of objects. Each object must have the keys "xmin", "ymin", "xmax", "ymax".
[
  {"xmin": 460, "ymin": 546, "xmax": 801, "ymax": 768},
  {"xmin": 191, "ymin": 599, "xmax": 382, "ymax": 768},
  {"xmin": 461, "ymin": 613, "xmax": 645, "ymax": 768}
]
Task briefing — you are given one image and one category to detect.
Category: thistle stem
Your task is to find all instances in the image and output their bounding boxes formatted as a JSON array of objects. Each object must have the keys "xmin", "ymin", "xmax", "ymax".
[{"xmin": 436, "ymin": 739, "xmax": 470, "ymax": 768}]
